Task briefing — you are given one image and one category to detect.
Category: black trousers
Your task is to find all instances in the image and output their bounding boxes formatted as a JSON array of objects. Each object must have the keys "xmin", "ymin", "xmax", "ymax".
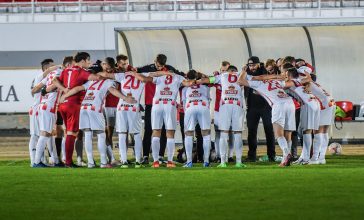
[
  {"xmin": 247, "ymin": 107, "xmax": 276, "ymax": 160},
  {"xmin": 179, "ymin": 112, "xmax": 204, "ymax": 162},
  {"xmin": 142, "ymin": 105, "xmax": 167, "ymax": 158}
]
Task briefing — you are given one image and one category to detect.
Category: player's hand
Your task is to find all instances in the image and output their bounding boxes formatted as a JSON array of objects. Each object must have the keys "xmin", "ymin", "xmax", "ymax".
[
  {"xmin": 59, "ymin": 95, "xmax": 66, "ymax": 103},
  {"xmin": 62, "ymin": 88, "xmax": 70, "ymax": 94},
  {"xmin": 242, "ymin": 65, "xmax": 248, "ymax": 73},
  {"xmin": 124, "ymin": 96, "xmax": 137, "ymax": 104}
]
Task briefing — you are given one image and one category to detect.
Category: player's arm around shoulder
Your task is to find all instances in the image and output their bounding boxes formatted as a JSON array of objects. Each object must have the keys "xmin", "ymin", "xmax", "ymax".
[
  {"xmin": 132, "ymin": 71, "xmax": 154, "ymax": 83},
  {"xmin": 108, "ymin": 87, "xmax": 137, "ymax": 104},
  {"xmin": 31, "ymin": 82, "xmax": 45, "ymax": 96},
  {"xmin": 59, "ymin": 85, "xmax": 86, "ymax": 103}
]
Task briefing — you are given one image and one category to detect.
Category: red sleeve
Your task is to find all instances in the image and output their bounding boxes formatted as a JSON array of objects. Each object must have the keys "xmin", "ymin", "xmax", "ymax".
[
  {"xmin": 80, "ymin": 69, "xmax": 90, "ymax": 82},
  {"xmin": 59, "ymin": 69, "xmax": 65, "ymax": 83}
]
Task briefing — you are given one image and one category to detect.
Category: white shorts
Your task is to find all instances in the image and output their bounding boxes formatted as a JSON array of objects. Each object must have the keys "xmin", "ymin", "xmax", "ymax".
[
  {"xmin": 29, "ymin": 106, "xmax": 40, "ymax": 136},
  {"xmin": 300, "ymin": 101, "xmax": 320, "ymax": 131},
  {"xmin": 152, "ymin": 103, "xmax": 177, "ymax": 130},
  {"xmin": 79, "ymin": 108, "xmax": 105, "ymax": 131},
  {"xmin": 218, "ymin": 104, "xmax": 244, "ymax": 131},
  {"xmin": 319, "ymin": 105, "xmax": 335, "ymax": 126},
  {"xmin": 38, "ymin": 104, "xmax": 56, "ymax": 134},
  {"xmin": 272, "ymin": 101, "xmax": 296, "ymax": 131},
  {"xmin": 184, "ymin": 105, "xmax": 211, "ymax": 131},
  {"xmin": 116, "ymin": 109, "xmax": 142, "ymax": 133},
  {"xmin": 104, "ymin": 107, "xmax": 116, "ymax": 127},
  {"xmin": 214, "ymin": 111, "xmax": 220, "ymax": 128}
]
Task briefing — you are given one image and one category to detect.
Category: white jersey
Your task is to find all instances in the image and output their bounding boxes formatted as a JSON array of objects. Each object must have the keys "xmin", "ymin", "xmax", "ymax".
[
  {"xmin": 81, "ymin": 79, "xmax": 115, "ymax": 112},
  {"xmin": 40, "ymin": 68, "xmax": 62, "ymax": 108},
  {"xmin": 246, "ymin": 75, "xmax": 292, "ymax": 106},
  {"xmin": 289, "ymin": 78, "xmax": 318, "ymax": 105},
  {"xmin": 214, "ymin": 72, "xmax": 244, "ymax": 107},
  {"xmin": 310, "ymin": 81, "xmax": 335, "ymax": 110},
  {"xmin": 114, "ymin": 72, "xmax": 147, "ymax": 110},
  {"xmin": 31, "ymin": 73, "xmax": 45, "ymax": 108},
  {"xmin": 183, "ymin": 84, "xmax": 210, "ymax": 109},
  {"xmin": 153, "ymin": 74, "xmax": 185, "ymax": 104}
]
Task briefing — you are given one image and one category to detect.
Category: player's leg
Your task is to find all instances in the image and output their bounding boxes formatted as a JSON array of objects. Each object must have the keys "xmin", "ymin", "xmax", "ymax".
[
  {"xmin": 261, "ymin": 107, "xmax": 276, "ymax": 161},
  {"xmin": 231, "ymin": 105, "xmax": 245, "ymax": 167},
  {"xmin": 80, "ymin": 109, "xmax": 94, "ymax": 167},
  {"xmin": 272, "ymin": 104, "xmax": 290, "ymax": 166},
  {"xmin": 55, "ymin": 111, "xmax": 64, "ymax": 161},
  {"xmin": 142, "ymin": 105, "xmax": 153, "ymax": 164},
  {"xmin": 246, "ymin": 108, "xmax": 261, "ymax": 162},
  {"xmin": 228, "ymin": 131, "xmax": 234, "ymax": 162},
  {"xmin": 217, "ymin": 105, "xmax": 233, "ymax": 167},
  {"xmin": 199, "ymin": 107, "xmax": 212, "ymax": 167},
  {"xmin": 318, "ymin": 125, "xmax": 330, "ymax": 163},
  {"xmin": 118, "ymin": 131, "xmax": 128, "ymax": 167},
  {"xmin": 183, "ymin": 107, "xmax": 195, "ymax": 167},
  {"xmin": 29, "ymin": 107, "xmax": 39, "ymax": 166},
  {"xmin": 116, "ymin": 109, "xmax": 127, "ymax": 167},
  {"xmin": 151, "ymin": 105, "xmax": 163, "ymax": 167},
  {"xmin": 214, "ymin": 111, "xmax": 221, "ymax": 162},
  {"xmin": 33, "ymin": 131, "xmax": 52, "ymax": 167},
  {"xmin": 131, "ymin": 111, "xmax": 143, "ymax": 168},
  {"xmin": 75, "ymin": 130, "xmax": 85, "ymax": 166}
]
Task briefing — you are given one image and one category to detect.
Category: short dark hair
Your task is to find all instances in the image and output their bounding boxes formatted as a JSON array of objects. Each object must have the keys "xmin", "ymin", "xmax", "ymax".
[
  {"xmin": 116, "ymin": 54, "xmax": 128, "ymax": 63},
  {"xmin": 287, "ymin": 68, "xmax": 299, "ymax": 79},
  {"xmin": 156, "ymin": 54, "xmax": 167, "ymax": 66},
  {"xmin": 74, "ymin": 52, "xmax": 90, "ymax": 63},
  {"xmin": 104, "ymin": 57, "xmax": 116, "ymax": 70},
  {"xmin": 282, "ymin": 63, "xmax": 295, "ymax": 70},
  {"xmin": 187, "ymin": 69, "xmax": 197, "ymax": 80},
  {"xmin": 282, "ymin": 56, "xmax": 296, "ymax": 65},
  {"xmin": 41, "ymin": 59, "xmax": 54, "ymax": 69},
  {"xmin": 248, "ymin": 56, "xmax": 260, "ymax": 64},
  {"xmin": 62, "ymin": 56, "xmax": 73, "ymax": 66},
  {"xmin": 227, "ymin": 65, "xmax": 238, "ymax": 72},
  {"xmin": 221, "ymin": 61, "xmax": 230, "ymax": 67}
]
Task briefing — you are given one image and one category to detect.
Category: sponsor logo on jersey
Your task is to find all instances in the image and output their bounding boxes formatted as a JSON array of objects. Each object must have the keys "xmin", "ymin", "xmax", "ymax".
[
  {"xmin": 84, "ymin": 92, "xmax": 95, "ymax": 101},
  {"xmin": 189, "ymin": 90, "xmax": 201, "ymax": 97},
  {"xmin": 225, "ymin": 85, "xmax": 238, "ymax": 95},
  {"xmin": 160, "ymin": 87, "xmax": 172, "ymax": 96}
]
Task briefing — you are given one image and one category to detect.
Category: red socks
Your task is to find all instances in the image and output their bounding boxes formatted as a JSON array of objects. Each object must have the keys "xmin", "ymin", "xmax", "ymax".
[{"xmin": 65, "ymin": 135, "xmax": 76, "ymax": 165}]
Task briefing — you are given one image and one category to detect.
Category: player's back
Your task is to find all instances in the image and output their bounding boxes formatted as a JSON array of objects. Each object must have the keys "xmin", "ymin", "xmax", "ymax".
[
  {"xmin": 60, "ymin": 66, "xmax": 90, "ymax": 104},
  {"xmin": 310, "ymin": 81, "xmax": 334, "ymax": 109},
  {"xmin": 218, "ymin": 72, "xmax": 244, "ymax": 106},
  {"xmin": 118, "ymin": 73, "xmax": 146, "ymax": 105},
  {"xmin": 31, "ymin": 73, "xmax": 45, "ymax": 108},
  {"xmin": 153, "ymin": 74, "xmax": 184, "ymax": 102},
  {"xmin": 82, "ymin": 79, "xmax": 114, "ymax": 112},
  {"xmin": 184, "ymin": 84, "xmax": 210, "ymax": 103},
  {"xmin": 41, "ymin": 68, "xmax": 62, "ymax": 105}
]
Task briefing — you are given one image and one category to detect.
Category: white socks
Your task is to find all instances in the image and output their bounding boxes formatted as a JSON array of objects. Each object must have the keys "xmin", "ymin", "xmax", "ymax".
[
  {"xmin": 134, "ymin": 133, "xmax": 142, "ymax": 163},
  {"xmin": 203, "ymin": 135, "xmax": 211, "ymax": 163},
  {"xmin": 29, "ymin": 135, "xmax": 38, "ymax": 165},
  {"xmin": 319, "ymin": 133, "xmax": 329, "ymax": 160},
  {"xmin": 97, "ymin": 132, "xmax": 107, "ymax": 165},
  {"xmin": 151, "ymin": 137, "xmax": 160, "ymax": 162},
  {"xmin": 185, "ymin": 136, "xmax": 193, "ymax": 163},
  {"xmin": 47, "ymin": 137, "xmax": 59, "ymax": 164},
  {"xmin": 228, "ymin": 132, "xmax": 234, "ymax": 160},
  {"xmin": 84, "ymin": 131, "xmax": 94, "ymax": 165},
  {"xmin": 287, "ymin": 140, "xmax": 292, "ymax": 155},
  {"xmin": 167, "ymin": 138, "xmax": 175, "ymax": 162},
  {"xmin": 277, "ymin": 136, "xmax": 289, "ymax": 158},
  {"xmin": 118, "ymin": 133, "xmax": 128, "ymax": 163},
  {"xmin": 234, "ymin": 133, "xmax": 243, "ymax": 163},
  {"xmin": 219, "ymin": 132, "xmax": 228, "ymax": 163},
  {"xmin": 215, "ymin": 131, "xmax": 220, "ymax": 158},
  {"xmin": 312, "ymin": 133, "xmax": 323, "ymax": 160},
  {"xmin": 34, "ymin": 136, "xmax": 50, "ymax": 164},
  {"xmin": 302, "ymin": 134, "xmax": 312, "ymax": 161}
]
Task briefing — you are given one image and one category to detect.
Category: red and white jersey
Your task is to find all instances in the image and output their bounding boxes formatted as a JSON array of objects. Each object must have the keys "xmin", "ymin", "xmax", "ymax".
[
  {"xmin": 115, "ymin": 72, "xmax": 148, "ymax": 110},
  {"xmin": 310, "ymin": 81, "xmax": 335, "ymax": 109},
  {"xmin": 81, "ymin": 79, "xmax": 115, "ymax": 112},
  {"xmin": 40, "ymin": 68, "xmax": 62, "ymax": 107},
  {"xmin": 288, "ymin": 79, "xmax": 318, "ymax": 105},
  {"xmin": 213, "ymin": 72, "xmax": 244, "ymax": 107},
  {"xmin": 182, "ymin": 84, "xmax": 210, "ymax": 109},
  {"xmin": 247, "ymin": 75, "xmax": 292, "ymax": 106},
  {"xmin": 31, "ymin": 73, "xmax": 45, "ymax": 108},
  {"xmin": 153, "ymin": 74, "xmax": 185, "ymax": 104}
]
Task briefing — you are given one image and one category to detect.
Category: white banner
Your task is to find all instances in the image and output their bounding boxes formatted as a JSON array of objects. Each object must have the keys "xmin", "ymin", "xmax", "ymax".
[{"xmin": 0, "ymin": 69, "xmax": 42, "ymax": 113}]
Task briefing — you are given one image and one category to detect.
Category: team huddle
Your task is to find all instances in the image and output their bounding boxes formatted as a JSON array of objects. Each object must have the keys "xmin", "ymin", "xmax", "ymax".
[{"xmin": 28, "ymin": 52, "xmax": 335, "ymax": 168}]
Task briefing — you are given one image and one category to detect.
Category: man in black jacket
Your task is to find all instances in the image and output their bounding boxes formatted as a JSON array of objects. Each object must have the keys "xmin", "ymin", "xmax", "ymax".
[
  {"xmin": 137, "ymin": 54, "xmax": 184, "ymax": 164},
  {"xmin": 245, "ymin": 56, "xmax": 276, "ymax": 162}
]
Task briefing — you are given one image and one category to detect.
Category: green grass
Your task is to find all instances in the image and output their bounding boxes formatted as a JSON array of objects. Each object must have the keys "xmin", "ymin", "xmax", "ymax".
[{"xmin": 1, "ymin": 156, "xmax": 364, "ymax": 220}]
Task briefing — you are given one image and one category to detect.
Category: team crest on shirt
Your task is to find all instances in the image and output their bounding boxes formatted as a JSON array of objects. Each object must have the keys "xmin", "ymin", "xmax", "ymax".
[
  {"xmin": 84, "ymin": 92, "xmax": 95, "ymax": 100},
  {"xmin": 160, "ymin": 87, "xmax": 172, "ymax": 95},
  {"xmin": 189, "ymin": 90, "xmax": 201, "ymax": 97},
  {"xmin": 225, "ymin": 86, "xmax": 238, "ymax": 95}
]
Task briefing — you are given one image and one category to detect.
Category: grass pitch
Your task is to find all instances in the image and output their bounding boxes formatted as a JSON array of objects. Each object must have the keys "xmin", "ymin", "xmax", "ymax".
[{"xmin": 1, "ymin": 156, "xmax": 364, "ymax": 220}]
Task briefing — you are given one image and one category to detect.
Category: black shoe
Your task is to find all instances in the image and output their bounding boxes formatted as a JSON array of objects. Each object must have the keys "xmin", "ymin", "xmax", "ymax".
[
  {"xmin": 245, "ymin": 157, "xmax": 256, "ymax": 163},
  {"xmin": 213, "ymin": 157, "xmax": 221, "ymax": 163},
  {"xmin": 141, "ymin": 157, "xmax": 149, "ymax": 165},
  {"xmin": 65, "ymin": 163, "xmax": 80, "ymax": 168},
  {"xmin": 228, "ymin": 157, "xmax": 235, "ymax": 163},
  {"xmin": 54, "ymin": 162, "xmax": 65, "ymax": 167}
]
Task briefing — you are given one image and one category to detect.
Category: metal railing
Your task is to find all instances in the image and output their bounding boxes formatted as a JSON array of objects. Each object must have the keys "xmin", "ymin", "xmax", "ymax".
[{"xmin": 0, "ymin": 0, "xmax": 363, "ymax": 13}]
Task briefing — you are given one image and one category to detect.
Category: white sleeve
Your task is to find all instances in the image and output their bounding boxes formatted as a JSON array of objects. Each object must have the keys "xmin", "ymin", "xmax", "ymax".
[
  {"xmin": 247, "ymin": 77, "xmax": 261, "ymax": 89},
  {"xmin": 83, "ymin": 81, "xmax": 92, "ymax": 89},
  {"xmin": 114, "ymin": 73, "xmax": 125, "ymax": 83},
  {"xmin": 152, "ymin": 76, "xmax": 160, "ymax": 84},
  {"xmin": 40, "ymin": 77, "xmax": 47, "ymax": 85},
  {"xmin": 178, "ymin": 75, "xmax": 185, "ymax": 87}
]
